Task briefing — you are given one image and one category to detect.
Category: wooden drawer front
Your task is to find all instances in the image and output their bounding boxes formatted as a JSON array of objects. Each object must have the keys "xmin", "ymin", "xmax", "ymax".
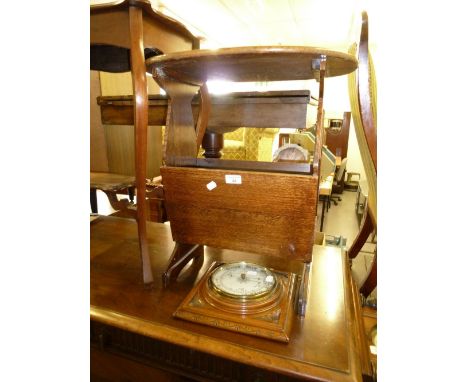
[{"xmin": 161, "ymin": 166, "xmax": 318, "ymax": 261}]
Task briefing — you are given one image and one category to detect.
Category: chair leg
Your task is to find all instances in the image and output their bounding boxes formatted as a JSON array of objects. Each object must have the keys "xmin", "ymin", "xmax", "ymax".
[
  {"xmin": 128, "ymin": 186, "xmax": 135, "ymax": 203},
  {"xmin": 90, "ymin": 188, "xmax": 98, "ymax": 213},
  {"xmin": 331, "ymin": 195, "xmax": 341, "ymax": 206},
  {"xmin": 360, "ymin": 252, "xmax": 377, "ymax": 298},
  {"xmin": 348, "ymin": 210, "xmax": 374, "ymax": 259}
]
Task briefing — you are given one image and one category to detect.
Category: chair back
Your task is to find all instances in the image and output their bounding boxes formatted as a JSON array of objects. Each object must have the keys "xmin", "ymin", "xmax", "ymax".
[{"xmin": 335, "ymin": 157, "xmax": 348, "ymax": 181}]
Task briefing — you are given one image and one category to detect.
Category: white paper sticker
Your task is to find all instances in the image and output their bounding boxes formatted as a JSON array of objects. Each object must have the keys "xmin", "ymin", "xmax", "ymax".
[
  {"xmin": 206, "ymin": 181, "xmax": 217, "ymax": 191},
  {"xmin": 225, "ymin": 174, "xmax": 242, "ymax": 184}
]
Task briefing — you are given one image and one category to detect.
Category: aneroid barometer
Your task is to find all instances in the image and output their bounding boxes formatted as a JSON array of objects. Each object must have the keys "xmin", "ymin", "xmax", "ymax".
[
  {"xmin": 174, "ymin": 261, "xmax": 297, "ymax": 342},
  {"xmin": 210, "ymin": 262, "xmax": 276, "ymax": 299}
]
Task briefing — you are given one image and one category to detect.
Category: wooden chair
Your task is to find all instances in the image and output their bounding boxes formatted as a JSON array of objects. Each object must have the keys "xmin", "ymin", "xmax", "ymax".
[
  {"xmin": 90, "ymin": 0, "xmax": 199, "ymax": 284},
  {"xmin": 330, "ymin": 157, "xmax": 348, "ymax": 205},
  {"xmin": 347, "ymin": 11, "xmax": 377, "ymax": 299}
]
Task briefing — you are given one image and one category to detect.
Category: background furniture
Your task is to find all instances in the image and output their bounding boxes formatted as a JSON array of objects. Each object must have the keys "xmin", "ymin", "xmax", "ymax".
[
  {"xmin": 319, "ymin": 175, "xmax": 334, "ymax": 231},
  {"xmin": 221, "ymin": 127, "xmax": 279, "ymax": 161},
  {"xmin": 355, "ymin": 179, "xmax": 368, "ymax": 225},
  {"xmin": 278, "ymin": 131, "xmax": 337, "ymax": 181},
  {"xmin": 91, "ymin": 216, "xmax": 373, "ymax": 382},
  {"xmin": 90, "ymin": 172, "xmax": 136, "ymax": 217},
  {"xmin": 324, "ymin": 111, "xmax": 351, "ymax": 158},
  {"xmin": 331, "ymin": 157, "xmax": 348, "ymax": 205},
  {"xmin": 90, "ymin": 0, "xmax": 199, "ymax": 284},
  {"xmin": 97, "ymin": 91, "xmax": 307, "ymax": 164}
]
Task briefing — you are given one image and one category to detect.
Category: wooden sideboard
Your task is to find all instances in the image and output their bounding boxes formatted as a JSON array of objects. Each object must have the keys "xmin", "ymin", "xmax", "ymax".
[{"xmin": 90, "ymin": 216, "xmax": 373, "ymax": 381}]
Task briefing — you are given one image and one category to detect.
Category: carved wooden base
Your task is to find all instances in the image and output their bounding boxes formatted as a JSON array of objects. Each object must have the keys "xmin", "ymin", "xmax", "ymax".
[
  {"xmin": 174, "ymin": 261, "xmax": 298, "ymax": 342},
  {"xmin": 103, "ymin": 190, "xmax": 137, "ymax": 218},
  {"xmin": 162, "ymin": 242, "xmax": 203, "ymax": 287}
]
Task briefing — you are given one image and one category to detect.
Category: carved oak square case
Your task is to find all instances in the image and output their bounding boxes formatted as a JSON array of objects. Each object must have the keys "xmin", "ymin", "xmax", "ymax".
[{"xmin": 173, "ymin": 261, "xmax": 298, "ymax": 342}]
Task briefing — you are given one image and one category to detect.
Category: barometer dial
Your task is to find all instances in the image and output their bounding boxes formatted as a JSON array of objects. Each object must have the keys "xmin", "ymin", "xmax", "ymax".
[{"xmin": 209, "ymin": 262, "xmax": 277, "ymax": 299}]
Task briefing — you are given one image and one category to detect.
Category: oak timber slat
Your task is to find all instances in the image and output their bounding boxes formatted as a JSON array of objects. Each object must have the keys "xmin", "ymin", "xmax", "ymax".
[
  {"xmin": 161, "ymin": 167, "xmax": 317, "ymax": 261},
  {"xmin": 90, "ymin": 216, "xmax": 367, "ymax": 381}
]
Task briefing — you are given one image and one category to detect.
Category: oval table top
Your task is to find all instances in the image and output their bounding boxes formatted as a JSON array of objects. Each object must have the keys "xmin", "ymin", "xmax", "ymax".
[{"xmin": 146, "ymin": 46, "xmax": 358, "ymax": 84}]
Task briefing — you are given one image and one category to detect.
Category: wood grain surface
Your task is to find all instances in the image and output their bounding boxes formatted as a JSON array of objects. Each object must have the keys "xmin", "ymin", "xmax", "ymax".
[{"xmin": 161, "ymin": 166, "xmax": 318, "ymax": 261}]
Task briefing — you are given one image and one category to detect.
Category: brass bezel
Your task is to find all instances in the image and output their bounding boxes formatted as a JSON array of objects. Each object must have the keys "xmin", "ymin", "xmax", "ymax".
[{"xmin": 208, "ymin": 262, "xmax": 277, "ymax": 300}]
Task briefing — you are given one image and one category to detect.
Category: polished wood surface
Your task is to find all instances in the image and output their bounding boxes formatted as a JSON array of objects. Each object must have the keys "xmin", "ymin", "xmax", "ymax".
[
  {"xmin": 91, "ymin": 216, "xmax": 371, "ymax": 381},
  {"xmin": 161, "ymin": 166, "xmax": 317, "ymax": 261},
  {"xmin": 90, "ymin": 171, "xmax": 135, "ymax": 190},
  {"xmin": 147, "ymin": 46, "xmax": 358, "ymax": 84}
]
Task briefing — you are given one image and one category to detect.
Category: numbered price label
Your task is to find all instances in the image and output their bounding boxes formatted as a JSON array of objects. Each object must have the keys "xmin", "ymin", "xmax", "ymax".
[{"xmin": 225, "ymin": 174, "xmax": 242, "ymax": 185}]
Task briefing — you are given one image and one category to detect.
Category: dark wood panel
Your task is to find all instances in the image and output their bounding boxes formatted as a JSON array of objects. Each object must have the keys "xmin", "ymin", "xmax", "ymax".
[
  {"xmin": 161, "ymin": 167, "xmax": 318, "ymax": 261},
  {"xmin": 97, "ymin": 90, "xmax": 311, "ymax": 129},
  {"xmin": 195, "ymin": 158, "xmax": 312, "ymax": 174},
  {"xmin": 91, "ymin": 323, "xmax": 300, "ymax": 382},
  {"xmin": 91, "ymin": 347, "xmax": 182, "ymax": 382}
]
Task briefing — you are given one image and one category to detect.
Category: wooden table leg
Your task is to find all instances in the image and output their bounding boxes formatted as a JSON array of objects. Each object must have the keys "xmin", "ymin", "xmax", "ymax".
[
  {"xmin": 90, "ymin": 188, "xmax": 98, "ymax": 213},
  {"xmin": 348, "ymin": 209, "xmax": 374, "ymax": 260},
  {"xmin": 320, "ymin": 197, "xmax": 326, "ymax": 232},
  {"xmin": 128, "ymin": 187, "xmax": 135, "ymax": 203},
  {"xmin": 129, "ymin": 5, "xmax": 153, "ymax": 284}
]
